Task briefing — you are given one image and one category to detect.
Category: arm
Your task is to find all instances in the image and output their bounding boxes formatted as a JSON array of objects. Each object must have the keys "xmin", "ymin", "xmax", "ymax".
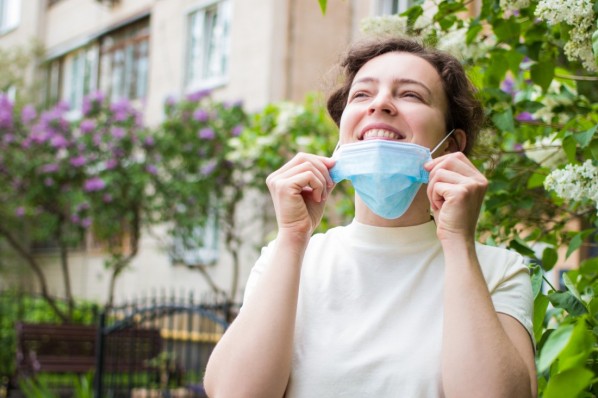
[
  {"xmin": 203, "ymin": 153, "xmax": 335, "ymax": 398},
  {"xmin": 425, "ymin": 152, "xmax": 536, "ymax": 398}
]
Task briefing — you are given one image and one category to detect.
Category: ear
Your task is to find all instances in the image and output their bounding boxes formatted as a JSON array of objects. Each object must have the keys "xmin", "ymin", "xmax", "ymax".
[{"xmin": 446, "ymin": 129, "xmax": 467, "ymax": 153}]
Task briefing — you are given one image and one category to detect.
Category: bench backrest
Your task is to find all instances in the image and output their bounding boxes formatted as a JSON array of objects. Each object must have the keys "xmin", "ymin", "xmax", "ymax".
[{"xmin": 15, "ymin": 323, "xmax": 162, "ymax": 376}]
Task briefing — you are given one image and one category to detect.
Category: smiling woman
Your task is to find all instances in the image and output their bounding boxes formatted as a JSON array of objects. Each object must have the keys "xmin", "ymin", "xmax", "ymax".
[{"xmin": 203, "ymin": 37, "xmax": 536, "ymax": 398}]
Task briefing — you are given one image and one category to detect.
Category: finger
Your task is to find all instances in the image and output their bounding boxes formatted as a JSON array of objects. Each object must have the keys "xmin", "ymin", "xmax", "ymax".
[
  {"xmin": 271, "ymin": 153, "xmax": 335, "ymax": 187},
  {"xmin": 275, "ymin": 161, "xmax": 331, "ymax": 199},
  {"xmin": 425, "ymin": 152, "xmax": 477, "ymax": 175}
]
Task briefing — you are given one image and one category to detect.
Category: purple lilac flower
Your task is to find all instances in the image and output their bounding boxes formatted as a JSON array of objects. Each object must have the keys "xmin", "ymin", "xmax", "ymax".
[
  {"xmin": 146, "ymin": 164, "xmax": 157, "ymax": 174},
  {"xmin": 515, "ymin": 112, "xmax": 534, "ymax": 122},
  {"xmin": 55, "ymin": 100, "xmax": 70, "ymax": 112},
  {"xmin": 186, "ymin": 89, "xmax": 211, "ymax": 102},
  {"xmin": 111, "ymin": 127, "xmax": 126, "ymax": 139},
  {"xmin": 84, "ymin": 176, "xmax": 106, "ymax": 192},
  {"xmin": 500, "ymin": 76, "xmax": 515, "ymax": 96},
  {"xmin": 223, "ymin": 99, "xmax": 243, "ymax": 109},
  {"xmin": 71, "ymin": 214, "xmax": 80, "ymax": 224},
  {"xmin": 0, "ymin": 95, "xmax": 14, "ymax": 129},
  {"xmin": 231, "ymin": 125, "xmax": 243, "ymax": 137},
  {"xmin": 41, "ymin": 163, "xmax": 60, "ymax": 173},
  {"xmin": 198, "ymin": 127, "xmax": 215, "ymax": 140},
  {"xmin": 201, "ymin": 160, "xmax": 217, "ymax": 175},
  {"xmin": 165, "ymin": 95, "xmax": 177, "ymax": 107},
  {"xmin": 50, "ymin": 134, "xmax": 69, "ymax": 149},
  {"xmin": 44, "ymin": 177, "xmax": 54, "ymax": 186},
  {"xmin": 3, "ymin": 133, "xmax": 14, "ymax": 144},
  {"xmin": 21, "ymin": 105, "xmax": 37, "ymax": 124},
  {"xmin": 103, "ymin": 193, "xmax": 113, "ymax": 203},
  {"xmin": 110, "ymin": 99, "xmax": 131, "ymax": 122},
  {"xmin": 79, "ymin": 119, "xmax": 96, "ymax": 134},
  {"xmin": 105, "ymin": 159, "xmax": 118, "ymax": 170},
  {"xmin": 144, "ymin": 136, "xmax": 154, "ymax": 146},
  {"xmin": 77, "ymin": 202, "xmax": 90, "ymax": 212},
  {"xmin": 70, "ymin": 155, "xmax": 87, "ymax": 167},
  {"xmin": 193, "ymin": 109, "xmax": 210, "ymax": 122},
  {"xmin": 81, "ymin": 218, "xmax": 92, "ymax": 228},
  {"xmin": 15, "ymin": 207, "xmax": 25, "ymax": 217}
]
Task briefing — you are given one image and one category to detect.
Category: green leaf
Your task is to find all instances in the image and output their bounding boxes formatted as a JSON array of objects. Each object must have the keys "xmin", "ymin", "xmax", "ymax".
[
  {"xmin": 531, "ymin": 266, "xmax": 544, "ymax": 298},
  {"xmin": 558, "ymin": 320, "xmax": 595, "ymax": 372},
  {"xmin": 543, "ymin": 367, "xmax": 593, "ymax": 398},
  {"xmin": 466, "ymin": 23, "xmax": 483, "ymax": 44},
  {"xmin": 534, "ymin": 294, "xmax": 550, "ymax": 343},
  {"xmin": 562, "ymin": 135, "xmax": 577, "ymax": 163},
  {"xmin": 562, "ymin": 272, "xmax": 583, "ymax": 305},
  {"xmin": 402, "ymin": 5, "xmax": 423, "ymax": 27},
  {"xmin": 491, "ymin": 108, "xmax": 515, "ymax": 133},
  {"xmin": 537, "ymin": 324, "xmax": 574, "ymax": 372},
  {"xmin": 508, "ymin": 237, "xmax": 536, "ymax": 258},
  {"xmin": 317, "ymin": 0, "xmax": 327, "ymax": 14},
  {"xmin": 548, "ymin": 291, "xmax": 588, "ymax": 316},
  {"xmin": 527, "ymin": 171, "xmax": 546, "ymax": 189},
  {"xmin": 566, "ymin": 233, "xmax": 585, "ymax": 259},
  {"xmin": 574, "ymin": 125, "xmax": 597, "ymax": 148},
  {"xmin": 530, "ymin": 61, "xmax": 555, "ymax": 92},
  {"xmin": 541, "ymin": 247, "xmax": 558, "ymax": 271}
]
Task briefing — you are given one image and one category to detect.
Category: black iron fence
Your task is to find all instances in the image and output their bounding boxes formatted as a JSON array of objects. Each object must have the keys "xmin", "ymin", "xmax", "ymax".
[{"xmin": 0, "ymin": 289, "xmax": 234, "ymax": 398}]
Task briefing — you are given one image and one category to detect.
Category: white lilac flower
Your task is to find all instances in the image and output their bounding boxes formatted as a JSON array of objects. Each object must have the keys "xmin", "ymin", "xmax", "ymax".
[
  {"xmin": 522, "ymin": 133, "xmax": 567, "ymax": 168},
  {"xmin": 499, "ymin": 0, "xmax": 531, "ymax": 12},
  {"xmin": 544, "ymin": 160, "xmax": 598, "ymax": 211},
  {"xmin": 360, "ymin": 15, "xmax": 409, "ymax": 38},
  {"xmin": 535, "ymin": 0, "xmax": 597, "ymax": 72}
]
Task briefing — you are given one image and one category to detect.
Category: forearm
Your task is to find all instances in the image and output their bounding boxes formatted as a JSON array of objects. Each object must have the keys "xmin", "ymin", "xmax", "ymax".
[
  {"xmin": 204, "ymin": 233, "xmax": 307, "ymax": 398},
  {"xmin": 441, "ymin": 239, "xmax": 532, "ymax": 398}
]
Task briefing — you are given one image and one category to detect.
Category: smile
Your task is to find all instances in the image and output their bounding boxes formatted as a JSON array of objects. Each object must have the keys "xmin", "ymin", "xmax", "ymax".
[{"xmin": 362, "ymin": 129, "xmax": 403, "ymax": 140}]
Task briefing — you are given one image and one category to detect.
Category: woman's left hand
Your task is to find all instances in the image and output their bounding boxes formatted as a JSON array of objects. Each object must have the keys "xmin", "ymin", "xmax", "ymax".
[{"xmin": 424, "ymin": 152, "xmax": 488, "ymax": 243}]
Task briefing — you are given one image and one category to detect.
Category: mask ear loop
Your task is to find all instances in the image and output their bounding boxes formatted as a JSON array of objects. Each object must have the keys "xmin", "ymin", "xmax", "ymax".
[
  {"xmin": 430, "ymin": 129, "xmax": 455, "ymax": 156},
  {"xmin": 331, "ymin": 141, "xmax": 341, "ymax": 159}
]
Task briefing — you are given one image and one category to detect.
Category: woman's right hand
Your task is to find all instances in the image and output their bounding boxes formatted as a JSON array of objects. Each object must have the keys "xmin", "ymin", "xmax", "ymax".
[{"xmin": 266, "ymin": 153, "xmax": 336, "ymax": 240}]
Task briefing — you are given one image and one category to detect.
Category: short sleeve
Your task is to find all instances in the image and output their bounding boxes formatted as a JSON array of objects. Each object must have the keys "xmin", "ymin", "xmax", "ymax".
[
  {"xmin": 490, "ymin": 253, "xmax": 535, "ymax": 345},
  {"xmin": 241, "ymin": 240, "xmax": 276, "ymax": 306}
]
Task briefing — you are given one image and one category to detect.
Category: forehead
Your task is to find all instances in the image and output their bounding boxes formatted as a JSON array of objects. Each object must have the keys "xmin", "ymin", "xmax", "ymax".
[{"xmin": 353, "ymin": 52, "xmax": 444, "ymax": 92}]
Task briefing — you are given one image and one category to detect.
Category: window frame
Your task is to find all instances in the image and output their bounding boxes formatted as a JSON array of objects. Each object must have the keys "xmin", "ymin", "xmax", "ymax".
[
  {"xmin": 0, "ymin": 0, "xmax": 20, "ymax": 35},
  {"xmin": 376, "ymin": 0, "xmax": 415, "ymax": 15},
  {"xmin": 185, "ymin": 0, "xmax": 232, "ymax": 93}
]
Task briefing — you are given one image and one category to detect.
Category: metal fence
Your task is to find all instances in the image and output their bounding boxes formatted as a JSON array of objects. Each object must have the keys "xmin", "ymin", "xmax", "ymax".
[{"xmin": 0, "ymin": 289, "xmax": 234, "ymax": 398}]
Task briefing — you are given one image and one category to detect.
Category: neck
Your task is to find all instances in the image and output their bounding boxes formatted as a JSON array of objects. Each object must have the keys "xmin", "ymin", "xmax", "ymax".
[{"xmin": 354, "ymin": 188, "xmax": 432, "ymax": 227}]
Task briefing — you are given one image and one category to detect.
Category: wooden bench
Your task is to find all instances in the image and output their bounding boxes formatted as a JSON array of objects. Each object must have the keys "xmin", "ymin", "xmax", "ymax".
[{"xmin": 15, "ymin": 322, "xmax": 163, "ymax": 377}]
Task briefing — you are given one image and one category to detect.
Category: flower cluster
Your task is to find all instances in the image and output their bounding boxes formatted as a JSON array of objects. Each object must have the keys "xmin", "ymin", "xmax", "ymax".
[
  {"xmin": 544, "ymin": 160, "xmax": 598, "ymax": 212},
  {"xmin": 499, "ymin": 0, "xmax": 531, "ymax": 12},
  {"xmin": 535, "ymin": 0, "xmax": 597, "ymax": 72}
]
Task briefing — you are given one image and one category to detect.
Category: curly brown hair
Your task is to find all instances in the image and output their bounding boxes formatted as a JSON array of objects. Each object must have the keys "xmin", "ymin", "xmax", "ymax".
[{"xmin": 327, "ymin": 37, "xmax": 484, "ymax": 155}]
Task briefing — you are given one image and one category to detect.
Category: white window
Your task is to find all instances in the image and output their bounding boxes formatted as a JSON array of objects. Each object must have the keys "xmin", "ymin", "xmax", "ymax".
[
  {"xmin": 377, "ymin": 0, "xmax": 415, "ymax": 15},
  {"xmin": 186, "ymin": 0, "xmax": 232, "ymax": 90},
  {"xmin": 0, "ymin": 0, "xmax": 20, "ymax": 34},
  {"xmin": 63, "ymin": 46, "xmax": 98, "ymax": 111},
  {"xmin": 99, "ymin": 18, "xmax": 150, "ymax": 102}
]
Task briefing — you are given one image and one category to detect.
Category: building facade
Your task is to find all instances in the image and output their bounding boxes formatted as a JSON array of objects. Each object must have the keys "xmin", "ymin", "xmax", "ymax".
[{"xmin": 1, "ymin": 0, "xmax": 422, "ymax": 303}]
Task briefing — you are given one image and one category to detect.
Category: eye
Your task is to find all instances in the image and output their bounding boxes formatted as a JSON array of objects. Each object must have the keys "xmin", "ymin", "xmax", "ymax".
[
  {"xmin": 350, "ymin": 91, "xmax": 369, "ymax": 101},
  {"xmin": 401, "ymin": 91, "xmax": 423, "ymax": 101}
]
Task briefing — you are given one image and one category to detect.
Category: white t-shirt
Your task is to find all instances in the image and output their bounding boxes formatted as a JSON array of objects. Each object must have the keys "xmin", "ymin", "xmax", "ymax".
[{"xmin": 243, "ymin": 220, "xmax": 534, "ymax": 398}]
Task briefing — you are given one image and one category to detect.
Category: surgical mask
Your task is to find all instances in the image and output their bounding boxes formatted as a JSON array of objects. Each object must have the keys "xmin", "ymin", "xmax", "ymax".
[{"xmin": 329, "ymin": 130, "xmax": 454, "ymax": 219}]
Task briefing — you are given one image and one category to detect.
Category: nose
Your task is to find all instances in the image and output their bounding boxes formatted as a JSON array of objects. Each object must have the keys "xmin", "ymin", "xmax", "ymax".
[{"xmin": 368, "ymin": 90, "xmax": 397, "ymax": 116}]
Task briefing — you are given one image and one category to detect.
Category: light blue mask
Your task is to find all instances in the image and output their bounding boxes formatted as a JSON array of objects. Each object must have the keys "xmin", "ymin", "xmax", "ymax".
[{"xmin": 329, "ymin": 130, "xmax": 454, "ymax": 219}]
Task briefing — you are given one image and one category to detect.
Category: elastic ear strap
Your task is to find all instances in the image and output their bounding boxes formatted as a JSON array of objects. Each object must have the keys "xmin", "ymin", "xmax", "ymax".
[
  {"xmin": 430, "ymin": 129, "xmax": 455, "ymax": 156},
  {"xmin": 332, "ymin": 141, "xmax": 341, "ymax": 159}
]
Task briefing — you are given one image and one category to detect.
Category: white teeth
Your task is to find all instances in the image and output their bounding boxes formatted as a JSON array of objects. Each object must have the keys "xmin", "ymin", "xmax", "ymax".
[{"xmin": 363, "ymin": 129, "xmax": 400, "ymax": 139}]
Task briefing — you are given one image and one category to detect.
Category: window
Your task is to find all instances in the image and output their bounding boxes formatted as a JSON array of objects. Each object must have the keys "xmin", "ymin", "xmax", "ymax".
[
  {"xmin": 43, "ymin": 17, "xmax": 149, "ymax": 110},
  {"xmin": 99, "ymin": 18, "xmax": 150, "ymax": 102},
  {"xmin": 377, "ymin": 0, "xmax": 415, "ymax": 15},
  {"xmin": 186, "ymin": 0, "xmax": 231, "ymax": 90},
  {"xmin": 0, "ymin": 0, "xmax": 20, "ymax": 34}
]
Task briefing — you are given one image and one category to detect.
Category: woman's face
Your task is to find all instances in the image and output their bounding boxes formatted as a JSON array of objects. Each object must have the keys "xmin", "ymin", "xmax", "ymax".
[{"xmin": 339, "ymin": 52, "xmax": 449, "ymax": 151}]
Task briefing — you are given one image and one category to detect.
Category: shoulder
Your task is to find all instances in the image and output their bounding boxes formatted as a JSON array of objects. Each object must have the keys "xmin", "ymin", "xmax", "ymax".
[{"xmin": 474, "ymin": 242, "xmax": 530, "ymax": 290}]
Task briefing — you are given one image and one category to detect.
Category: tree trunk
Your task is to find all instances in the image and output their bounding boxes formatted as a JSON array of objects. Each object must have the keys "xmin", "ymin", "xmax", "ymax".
[
  {"xmin": 57, "ymin": 219, "xmax": 74, "ymax": 319},
  {"xmin": 0, "ymin": 225, "xmax": 68, "ymax": 322}
]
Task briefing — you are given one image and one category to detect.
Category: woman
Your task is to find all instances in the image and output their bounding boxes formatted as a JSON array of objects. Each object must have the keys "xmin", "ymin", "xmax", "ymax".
[{"xmin": 204, "ymin": 38, "xmax": 536, "ymax": 398}]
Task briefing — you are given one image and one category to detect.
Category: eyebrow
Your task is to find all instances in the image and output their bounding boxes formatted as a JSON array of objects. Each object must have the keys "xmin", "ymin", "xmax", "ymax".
[{"xmin": 351, "ymin": 77, "xmax": 432, "ymax": 97}]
